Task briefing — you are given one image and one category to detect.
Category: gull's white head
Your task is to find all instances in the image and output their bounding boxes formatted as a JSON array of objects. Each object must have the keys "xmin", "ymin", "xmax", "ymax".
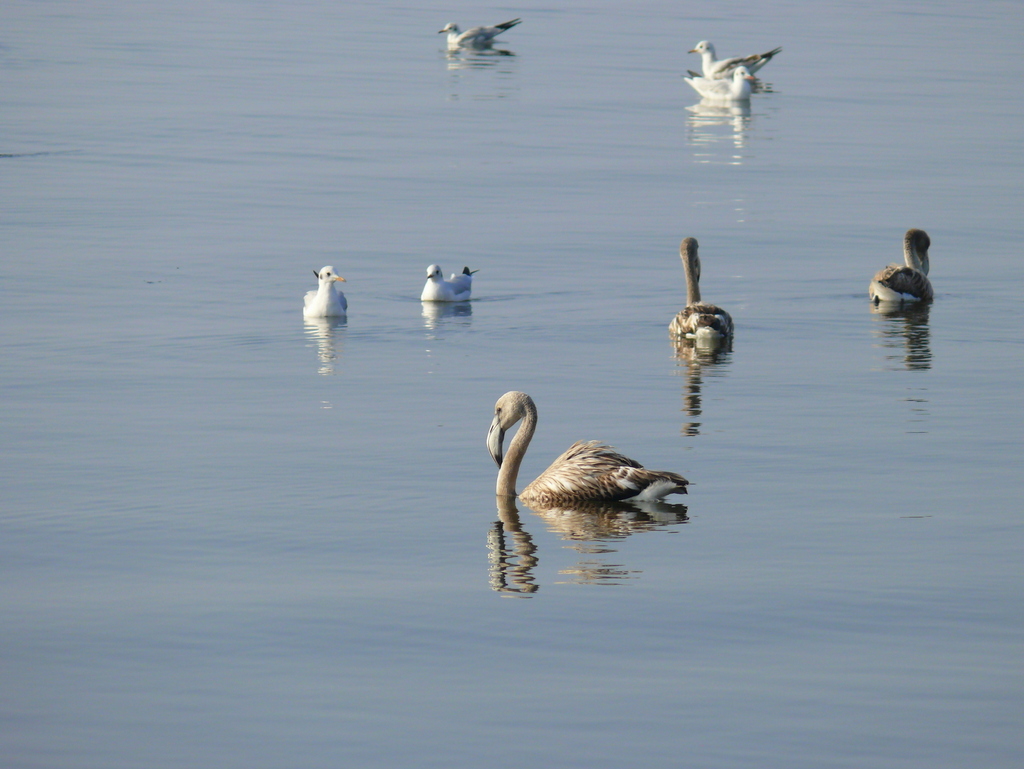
[
  {"xmin": 315, "ymin": 265, "xmax": 346, "ymax": 284},
  {"xmin": 439, "ymin": 22, "xmax": 458, "ymax": 34},
  {"xmin": 689, "ymin": 40, "xmax": 714, "ymax": 56},
  {"xmin": 425, "ymin": 264, "xmax": 443, "ymax": 279},
  {"xmin": 733, "ymin": 66, "xmax": 755, "ymax": 82}
]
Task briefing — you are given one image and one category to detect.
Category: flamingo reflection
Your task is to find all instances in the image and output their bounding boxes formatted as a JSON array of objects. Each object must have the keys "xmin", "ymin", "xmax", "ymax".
[
  {"xmin": 488, "ymin": 496, "xmax": 539, "ymax": 596},
  {"xmin": 487, "ymin": 496, "xmax": 688, "ymax": 593},
  {"xmin": 673, "ymin": 338, "xmax": 733, "ymax": 436},
  {"xmin": 870, "ymin": 302, "xmax": 932, "ymax": 371}
]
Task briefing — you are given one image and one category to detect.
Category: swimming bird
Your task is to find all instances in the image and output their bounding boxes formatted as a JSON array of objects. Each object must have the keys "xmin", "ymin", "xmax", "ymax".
[
  {"xmin": 420, "ymin": 264, "xmax": 477, "ymax": 302},
  {"xmin": 487, "ymin": 391, "xmax": 690, "ymax": 506},
  {"xmin": 689, "ymin": 40, "xmax": 782, "ymax": 79},
  {"xmin": 684, "ymin": 66, "xmax": 755, "ymax": 102},
  {"xmin": 439, "ymin": 18, "xmax": 521, "ymax": 50},
  {"xmin": 303, "ymin": 265, "xmax": 347, "ymax": 318},
  {"xmin": 869, "ymin": 229, "xmax": 934, "ymax": 304},
  {"xmin": 669, "ymin": 238, "xmax": 734, "ymax": 343}
]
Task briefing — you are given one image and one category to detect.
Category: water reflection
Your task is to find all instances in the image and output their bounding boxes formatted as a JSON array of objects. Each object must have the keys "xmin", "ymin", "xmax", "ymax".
[
  {"xmin": 488, "ymin": 496, "xmax": 688, "ymax": 594},
  {"xmin": 869, "ymin": 303, "xmax": 932, "ymax": 432},
  {"xmin": 870, "ymin": 302, "xmax": 932, "ymax": 371},
  {"xmin": 443, "ymin": 49, "xmax": 519, "ymax": 101},
  {"xmin": 488, "ymin": 497, "xmax": 539, "ymax": 596},
  {"xmin": 685, "ymin": 100, "xmax": 752, "ymax": 165},
  {"xmin": 303, "ymin": 317, "xmax": 345, "ymax": 375},
  {"xmin": 444, "ymin": 48, "xmax": 516, "ymax": 71},
  {"xmin": 673, "ymin": 338, "xmax": 733, "ymax": 436},
  {"xmin": 421, "ymin": 300, "xmax": 472, "ymax": 331},
  {"xmin": 901, "ymin": 387, "xmax": 931, "ymax": 434}
]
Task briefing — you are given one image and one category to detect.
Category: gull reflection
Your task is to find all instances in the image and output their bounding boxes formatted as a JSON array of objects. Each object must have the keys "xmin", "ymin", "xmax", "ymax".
[
  {"xmin": 487, "ymin": 496, "xmax": 688, "ymax": 593},
  {"xmin": 444, "ymin": 47, "xmax": 517, "ymax": 71},
  {"xmin": 304, "ymin": 317, "xmax": 345, "ymax": 375},
  {"xmin": 870, "ymin": 302, "xmax": 932, "ymax": 371},
  {"xmin": 422, "ymin": 300, "xmax": 473, "ymax": 331},
  {"xmin": 685, "ymin": 100, "xmax": 752, "ymax": 164},
  {"xmin": 673, "ymin": 338, "xmax": 733, "ymax": 436},
  {"xmin": 443, "ymin": 49, "xmax": 519, "ymax": 102}
]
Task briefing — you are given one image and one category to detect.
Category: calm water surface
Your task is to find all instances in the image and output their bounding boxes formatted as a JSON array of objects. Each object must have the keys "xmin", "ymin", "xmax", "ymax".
[{"xmin": 2, "ymin": 1, "xmax": 1022, "ymax": 767}]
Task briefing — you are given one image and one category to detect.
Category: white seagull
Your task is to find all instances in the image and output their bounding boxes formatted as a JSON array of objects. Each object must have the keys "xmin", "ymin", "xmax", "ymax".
[
  {"xmin": 439, "ymin": 18, "xmax": 521, "ymax": 50},
  {"xmin": 869, "ymin": 229, "xmax": 934, "ymax": 304},
  {"xmin": 689, "ymin": 40, "xmax": 782, "ymax": 79},
  {"xmin": 303, "ymin": 265, "xmax": 347, "ymax": 318},
  {"xmin": 420, "ymin": 264, "xmax": 477, "ymax": 302},
  {"xmin": 487, "ymin": 391, "xmax": 690, "ymax": 506},
  {"xmin": 684, "ymin": 66, "xmax": 755, "ymax": 103}
]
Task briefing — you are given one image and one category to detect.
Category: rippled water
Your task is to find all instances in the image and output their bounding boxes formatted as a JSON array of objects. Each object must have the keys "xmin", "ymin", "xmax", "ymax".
[{"xmin": 3, "ymin": 1, "xmax": 1023, "ymax": 767}]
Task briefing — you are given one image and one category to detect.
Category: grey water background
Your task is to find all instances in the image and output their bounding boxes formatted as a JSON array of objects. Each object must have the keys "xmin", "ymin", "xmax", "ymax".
[{"xmin": 2, "ymin": 0, "xmax": 1023, "ymax": 767}]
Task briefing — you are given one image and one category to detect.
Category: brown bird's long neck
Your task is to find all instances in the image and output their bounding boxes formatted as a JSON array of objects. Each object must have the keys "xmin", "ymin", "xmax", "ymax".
[
  {"xmin": 496, "ymin": 400, "xmax": 537, "ymax": 497},
  {"xmin": 904, "ymin": 236, "xmax": 928, "ymax": 274},
  {"xmin": 685, "ymin": 255, "xmax": 702, "ymax": 306}
]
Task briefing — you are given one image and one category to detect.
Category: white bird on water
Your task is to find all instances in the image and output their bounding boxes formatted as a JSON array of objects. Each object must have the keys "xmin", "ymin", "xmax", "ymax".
[
  {"xmin": 684, "ymin": 66, "xmax": 755, "ymax": 103},
  {"xmin": 303, "ymin": 265, "xmax": 347, "ymax": 318},
  {"xmin": 669, "ymin": 237, "xmax": 734, "ymax": 344},
  {"xmin": 439, "ymin": 18, "xmax": 521, "ymax": 50},
  {"xmin": 487, "ymin": 391, "xmax": 690, "ymax": 507},
  {"xmin": 869, "ymin": 229, "xmax": 934, "ymax": 304},
  {"xmin": 420, "ymin": 264, "xmax": 477, "ymax": 302},
  {"xmin": 688, "ymin": 40, "xmax": 782, "ymax": 79}
]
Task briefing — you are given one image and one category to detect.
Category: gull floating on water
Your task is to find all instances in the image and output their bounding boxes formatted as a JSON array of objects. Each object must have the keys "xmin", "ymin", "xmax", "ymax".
[
  {"xmin": 421, "ymin": 264, "xmax": 477, "ymax": 302},
  {"xmin": 669, "ymin": 238, "xmax": 734, "ymax": 344},
  {"xmin": 685, "ymin": 66, "xmax": 755, "ymax": 103},
  {"xmin": 689, "ymin": 40, "xmax": 782, "ymax": 79},
  {"xmin": 303, "ymin": 265, "xmax": 347, "ymax": 318},
  {"xmin": 439, "ymin": 18, "xmax": 521, "ymax": 50},
  {"xmin": 487, "ymin": 391, "xmax": 690, "ymax": 506},
  {"xmin": 869, "ymin": 229, "xmax": 934, "ymax": 304}
]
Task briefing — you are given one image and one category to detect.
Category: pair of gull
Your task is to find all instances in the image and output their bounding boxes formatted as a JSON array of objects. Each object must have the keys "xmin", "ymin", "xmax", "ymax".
[
  {"xmin": 489, "ymin": 230, "xmax": 935, "ymax": 508},
  {"xmin": 302, "ymin": 264, "xmax": 477, "ymax": 319},
  {"xmin": 684, "ymin": 40, "xmax": 783, "ymax": 103}
]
